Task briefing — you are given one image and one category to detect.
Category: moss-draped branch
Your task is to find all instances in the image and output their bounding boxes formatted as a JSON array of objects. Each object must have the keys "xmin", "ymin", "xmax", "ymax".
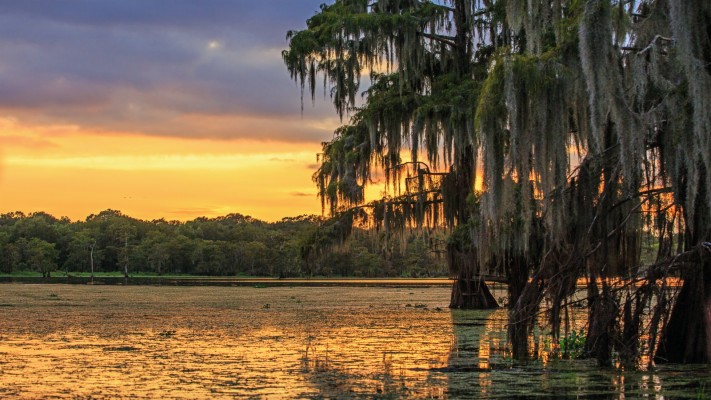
[{"xmin": 287, "ymin": 0, "xmax": 711, "ymax": 364}]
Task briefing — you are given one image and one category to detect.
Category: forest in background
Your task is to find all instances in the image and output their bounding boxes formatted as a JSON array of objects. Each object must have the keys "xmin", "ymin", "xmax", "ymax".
[{"xmin": 0, "ymin": 210, "xmax": 447, "ymax": 278}]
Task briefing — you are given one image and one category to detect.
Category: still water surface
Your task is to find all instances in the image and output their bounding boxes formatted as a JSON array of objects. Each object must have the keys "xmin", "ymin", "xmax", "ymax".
[{"xmin": 0, "ymin": 284, "xmax": 709, "ymax": 398}]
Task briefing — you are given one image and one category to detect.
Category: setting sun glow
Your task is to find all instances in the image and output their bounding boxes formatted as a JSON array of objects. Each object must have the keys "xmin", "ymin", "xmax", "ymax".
[
  {"xmin": 0, "ymin": 1, "xmax": 336, "ymax": 222},
  {"xmin": 0, "ymin": 118, "xmax": 325, "ymax": 221}
]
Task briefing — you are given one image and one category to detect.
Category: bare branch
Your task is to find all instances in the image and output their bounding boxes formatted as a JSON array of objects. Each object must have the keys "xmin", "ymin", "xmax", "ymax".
[{"xmin": 418, "ymin": 32, "xmax": 457, "ymax": 48}]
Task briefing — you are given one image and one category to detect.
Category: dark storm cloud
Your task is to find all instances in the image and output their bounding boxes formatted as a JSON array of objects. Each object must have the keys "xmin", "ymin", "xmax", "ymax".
[{"xmin": 0, "ymin": 0, "xmax": 336, "ymax": 142}]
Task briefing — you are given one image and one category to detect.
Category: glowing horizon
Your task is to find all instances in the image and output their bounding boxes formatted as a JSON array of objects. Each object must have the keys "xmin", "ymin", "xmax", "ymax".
[
  {"xmin": 0, "ymin": 1, "xmax": 343, "ymax": 222},
  {"xmin": 0, "ymin": 120, "xmax": 329, "ymax": 222}
]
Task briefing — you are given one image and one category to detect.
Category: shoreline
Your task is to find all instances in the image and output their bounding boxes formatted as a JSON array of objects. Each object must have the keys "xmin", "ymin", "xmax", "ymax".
[{"xmin": 0, "ymin": 276, "xmax": 455, "ymax": 287}]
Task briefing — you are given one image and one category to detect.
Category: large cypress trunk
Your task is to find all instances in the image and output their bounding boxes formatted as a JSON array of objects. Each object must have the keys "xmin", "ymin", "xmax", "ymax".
[
  {"xmin": 506, "ymin": 254, "xmax": 530, "ymax": 310},
  {"xmin": 656, "ymin": 167, "xmax": 711, "ymax": 364},
  {"xmin": 449, "ymin": 276, "xmax": 498, "ymax": 309},
  {"xmin": 446, "ymin": 127, "xmax": 499, "ymax": 309},
  {"xmin": 654, "ymin": 260, "xmax": 711, "ymax": 363},
  {"xmin": 583, "ymin": 274, "xmax": 617, "ymax": 366},
  {"xmin": 508, "ymin": 275, "xmax": 544, "ymax": 360},
  {"xmin": 448, "ymin": 245, "xmax": 498, "ymax": 309}
]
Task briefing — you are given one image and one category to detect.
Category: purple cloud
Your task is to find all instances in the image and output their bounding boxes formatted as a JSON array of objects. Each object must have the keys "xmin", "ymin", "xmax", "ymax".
[{"xmin": 0, "ymin": 0, "xmax": 337, "ymax": 142}]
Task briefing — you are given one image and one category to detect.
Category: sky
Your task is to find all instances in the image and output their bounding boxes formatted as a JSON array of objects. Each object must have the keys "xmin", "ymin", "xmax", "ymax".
[{"xmin": 0, "ymin": 0, "xmax": 346, "ymax": 222}]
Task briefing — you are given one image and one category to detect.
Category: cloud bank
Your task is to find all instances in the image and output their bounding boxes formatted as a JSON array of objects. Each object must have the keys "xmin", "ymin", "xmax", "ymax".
[{"xmin": 0, "ymin": 0, "xmax": 337, "ymax": 142}]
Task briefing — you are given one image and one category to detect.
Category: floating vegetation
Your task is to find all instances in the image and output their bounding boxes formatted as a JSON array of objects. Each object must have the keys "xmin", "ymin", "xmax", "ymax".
[
  {"xmin": 103, "ymin": 346, "xmax": 140, "ymax": 352},
  {"xmin": 1, "ymin": 284, "xmax": 710, "ymax": 398}
]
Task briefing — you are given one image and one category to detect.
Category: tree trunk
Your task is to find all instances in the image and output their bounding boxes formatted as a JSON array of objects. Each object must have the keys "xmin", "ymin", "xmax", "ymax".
[
  {"xmin": 656, "ymin": 165, "xmax": 711, "ymax": 364},
  {"xmin": 89, "ymin": 243, "xmax": 95, "ymax": 282},
  {"xmin": 508, "ymin": 275, "xmax": 544, "ymax": 360},
  {"xmin": 446, "ymin": 140, "xmax": 498, "ymax": 309},
  {"xmin": 123, "ymin": 235, "xmax": 129, "ymax": 279},
  {"xmin": 655, "ymin": 258, "xmax": 711, "ymax": 363},
  {"xmin": 448, "ymin": 246, "xmax": 497, "ymax": 309},
  {"xmin": 506, "ymin": 254, "xmax": 529, "ymax": 309},
  {"xmin": 584, "ymin": 276, "xmax": 617, "ymax": 367},
  {"xmin": 449, "ymin": 276, "xmax": 498, "ymax": 309}
]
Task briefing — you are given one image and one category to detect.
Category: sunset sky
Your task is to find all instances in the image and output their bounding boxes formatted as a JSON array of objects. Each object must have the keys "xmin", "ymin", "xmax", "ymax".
[{"xmin": 0, "ymin": 1, "xmax": 349, "ymax": 222}]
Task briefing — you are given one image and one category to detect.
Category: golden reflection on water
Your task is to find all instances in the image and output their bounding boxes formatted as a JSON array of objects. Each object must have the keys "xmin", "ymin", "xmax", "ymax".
[
  {"xmin": 0, "ymin": 284, "xmax": 709, "ymax": 399},
  {"xmin": 0, "ymin": 284, "xmax": 459, "ymax": 398}
]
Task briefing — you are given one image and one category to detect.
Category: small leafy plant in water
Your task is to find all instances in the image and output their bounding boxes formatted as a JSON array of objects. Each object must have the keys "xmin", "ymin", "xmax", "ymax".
[
  {"xmin": 698, "ymin": 382, "xmax": 709, "ymax": 400},
  {"xmin": 559, "ymin": 329, "xmax": 586, "ymax": 359}
]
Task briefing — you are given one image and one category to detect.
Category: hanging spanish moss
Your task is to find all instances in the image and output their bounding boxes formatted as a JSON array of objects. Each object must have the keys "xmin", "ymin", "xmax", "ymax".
[{"xmin": 286, "ymin": 0, "xmax": 711, "ymax": 367}]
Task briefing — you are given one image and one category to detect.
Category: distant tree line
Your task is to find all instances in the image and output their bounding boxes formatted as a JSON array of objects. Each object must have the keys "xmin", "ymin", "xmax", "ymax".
[{"xmin": 0, "ymin": 210, "xmax": 447, "ymax": 278}]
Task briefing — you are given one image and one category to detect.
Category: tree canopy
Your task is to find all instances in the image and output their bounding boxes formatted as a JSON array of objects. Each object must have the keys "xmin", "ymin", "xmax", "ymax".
[{"xmin": 285, "ymin": 0, "xmax": 711, "ymax": 365}]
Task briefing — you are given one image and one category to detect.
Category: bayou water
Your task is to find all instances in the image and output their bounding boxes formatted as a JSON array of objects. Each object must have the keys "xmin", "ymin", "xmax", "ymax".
[{"xmin": 0, "ymin": 284, "xmax": 709, "ymax": 398}]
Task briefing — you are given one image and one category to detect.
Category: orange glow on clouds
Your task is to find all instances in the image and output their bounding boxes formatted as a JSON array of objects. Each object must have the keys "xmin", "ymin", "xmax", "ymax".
[{"xmin": 0, "ymin": 117, "xmax": 323, "ymax": 221}]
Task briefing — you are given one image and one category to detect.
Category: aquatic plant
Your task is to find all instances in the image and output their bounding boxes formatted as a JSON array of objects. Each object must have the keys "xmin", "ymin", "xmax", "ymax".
[{"xmin": 559, "ymin": 329, "xmax": 586, "ymax": 360}]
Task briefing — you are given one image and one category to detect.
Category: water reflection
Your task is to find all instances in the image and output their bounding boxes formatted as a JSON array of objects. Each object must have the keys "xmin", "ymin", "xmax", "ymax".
[
  {"xmin": 437, "ymin": 303, "xmax": 710, "ymax": 399},
  {"xmin": 0, "ymin": 285, "xmax": 457, "ymax": 398},
  {"xmin": 296, "ymin": 304, "xmax": 455, "ymax": 397},
  {"xmin": 0, "ymin": 284, "xmax": 709, "ymax": 398}
]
